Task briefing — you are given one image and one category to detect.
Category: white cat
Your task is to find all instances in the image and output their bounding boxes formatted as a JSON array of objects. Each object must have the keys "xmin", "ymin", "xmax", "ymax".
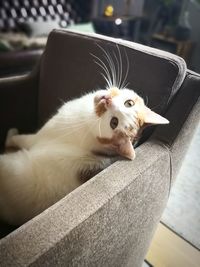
[{"xmin": 0, "ymin": 86, "xmax": 168, "ymax": 225}]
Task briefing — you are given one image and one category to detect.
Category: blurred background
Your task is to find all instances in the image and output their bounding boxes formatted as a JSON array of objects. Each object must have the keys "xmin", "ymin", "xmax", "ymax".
[{"xmin": 0, "ymin": 0, "xmax": 200, "ymax": 78}]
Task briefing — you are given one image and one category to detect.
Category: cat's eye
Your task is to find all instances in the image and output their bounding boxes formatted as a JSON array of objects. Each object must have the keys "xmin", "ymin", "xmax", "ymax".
[
  {"xmin": 110, "ymin": 117, "xmax": 118, "ymax": 130},
  {"xmin": 124, "ymin": 99, "xmax": 135, "ymax": 108}
]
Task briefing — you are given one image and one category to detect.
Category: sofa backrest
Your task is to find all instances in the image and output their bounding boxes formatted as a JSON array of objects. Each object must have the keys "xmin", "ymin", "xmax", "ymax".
[{"xmin": 38, "ymin": 30, "xmax": 187, "ymax": 138}]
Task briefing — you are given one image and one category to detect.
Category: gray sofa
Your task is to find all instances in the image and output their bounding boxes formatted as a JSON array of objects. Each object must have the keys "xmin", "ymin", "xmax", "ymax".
[{"xmin": 0, "ymin": 30, "xmax": 199, "ymax": 267}]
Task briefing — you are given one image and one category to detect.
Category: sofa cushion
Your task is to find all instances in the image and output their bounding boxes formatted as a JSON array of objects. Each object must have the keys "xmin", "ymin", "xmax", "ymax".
[{"xmin": 38, "ymin": 30, "xmax": 186, "ymax": 133}]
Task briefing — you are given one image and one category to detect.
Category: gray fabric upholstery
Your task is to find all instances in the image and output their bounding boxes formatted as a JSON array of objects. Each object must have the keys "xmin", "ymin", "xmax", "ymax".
[
  {"xmin": 0, "ymin": 31, "xmax": 200, "ymax": 267},
  {"xmin": 0, "ymin": 142, "xmax": 170, "ymax": 267}
]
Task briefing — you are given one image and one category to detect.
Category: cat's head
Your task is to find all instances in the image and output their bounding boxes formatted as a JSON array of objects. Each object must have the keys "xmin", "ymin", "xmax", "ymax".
[{"xmin": 93, "ymin": 87, "xmax": 169, "ymax": 160}]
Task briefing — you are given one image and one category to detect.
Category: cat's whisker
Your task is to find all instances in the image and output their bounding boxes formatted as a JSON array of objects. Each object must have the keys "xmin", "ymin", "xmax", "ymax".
[
  {"xmin": 49, "ymin": 127, "xmax": 85, "ymax": 141},
  {"xmin": 50, "ymin": 127, "xmax": 87, "ymax": 143},
  {"xmin": 95, "ymin": 43, "xmax": 130, "ymax": 90},
  {"xmin": 98, "ymin": 117, "xmax": 102, "ymax": 138},
  {"xmin": 95, "ymin": 44, "xmax": 117, "ymax": 88},
  {"xmin": 47, "ymin": 120, "xmax": 95, "ymax": 139},
  {"xmin": 102, "ymin": 50, "xmax": 117, "ymax": 88},
  {"xmin": 113, "ymin": 49, "xmax": 120, "ymax": 88},
  {"xmin": 145, "ymin": 95, "xmax": 149, "ymax": 106},
  {"xmin": 121, "ymin": 82, "xmax": 130, "ymax": 90},
  {"xmin": 91, "ymin": 53, "xmax": 112, "ymax": 88},
  {"xmin": 56, "ymin": 117, "xmax": 93, "ymax": 123},
  {"xmin": 92, "ymin": 43, "xmax": 131, "ymax": 90},
  {"xmin": 57, "ymin": 117, "xmax": 98, "ymax": 124},
  {"xmin": 54, "ymin": 122, "xmax": 88, "ymax": 130},
  {"xmin": 100, "ymin": 72, "xmax": 112, "ymax": 89},
  {"xmin": 93, "ymin": 58, "xmax": 111, "ymax": 85},
  {"xmin": 54, "ymin": 122, "xmax": 94, "ymax": 133},
  {"xmin": 105, "ymin": 53, "xmax": 116, "ymax": 87},
  {"xmin": 56, "ymin": 115, "xmax": 97, "ymax": 122},
  {"xmin": 121, "ymin": 49, "xmax": 130, "ymax": 89},
  {"xmin": 50, "ymin": 117, "xmax": 102, "ymax": 142},
  {"xmin": 94, "ymin": 59, "xmax": 112, "ymax": 89},
  {"xmin": 116, "ymin": 44, "xmax": 123, "ymax": 89},
  {"xmin": 54, "ymin": 125, "xmax": 85, "ymax": 133}
]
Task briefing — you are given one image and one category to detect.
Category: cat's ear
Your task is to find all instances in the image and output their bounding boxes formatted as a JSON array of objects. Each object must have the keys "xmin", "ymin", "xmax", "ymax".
[
  {"xmin": 115, "ymin": 138, "xmax": 135, "ymax": 160},
  {"xmin": 144, "ymin": 108, "xmax": 169, "ymax": 125}
]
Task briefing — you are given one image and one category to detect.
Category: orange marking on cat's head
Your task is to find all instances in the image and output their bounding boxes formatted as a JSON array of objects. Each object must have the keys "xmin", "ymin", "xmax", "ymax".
[
  {"xmin": 133, "ymin": 96, "xmax": 146, "ymax": 127},
  {"xmin": 95, "ymin": 102, "xmax": 107, "ymax": 117},
  {"xmin": 97, "ymin": 136, "xmax": 112, "ymax": 145},
  {"xmin": 137, "ymin": 112, "xmax": 145, "ymax": 127},
  {"xmin": 95, "ymin": 87, "xmax": 120, "ymax": 117},
  {"xmin": 108, "ymin": 87, "xmax": 120, "ymax": 97}
]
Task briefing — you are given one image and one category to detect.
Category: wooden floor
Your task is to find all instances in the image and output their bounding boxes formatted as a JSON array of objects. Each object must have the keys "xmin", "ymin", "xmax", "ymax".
[{"xmin": 146, "ymin": 223, "xmax": 200, "ymax": 267}]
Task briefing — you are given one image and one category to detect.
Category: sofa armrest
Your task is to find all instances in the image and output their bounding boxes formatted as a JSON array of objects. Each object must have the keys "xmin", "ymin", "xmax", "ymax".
[
  {"xmin": 0, "ymin": 49, "xmax": 43, "ymax": 78},
  {"xmin": 0, "ymin": 68, "xmax": 39, "ymax": 149},
  {"xmin": 0, "ymin": 141, "xmax": 170, "ymax": 267},
  {"xmin": 153, "ymin": 70, "xmax": 200, "ymax": 182}
]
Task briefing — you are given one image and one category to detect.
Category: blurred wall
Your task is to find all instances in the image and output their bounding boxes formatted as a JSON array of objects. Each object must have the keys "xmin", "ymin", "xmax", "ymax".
[{"xmin": 92, "ymin": 0, "xmax": 200, "ymax": 72}]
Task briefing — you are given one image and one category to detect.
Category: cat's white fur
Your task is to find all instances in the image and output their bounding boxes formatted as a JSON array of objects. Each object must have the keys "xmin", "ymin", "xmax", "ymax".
[{"xmin": 0, "ymin": 87, "xmax": 168, "ymax": 225}]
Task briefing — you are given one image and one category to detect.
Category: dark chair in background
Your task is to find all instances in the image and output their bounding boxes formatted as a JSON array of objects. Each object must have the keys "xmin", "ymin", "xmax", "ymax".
[{"xmin": 0, "ymin": 0, "xmax": 92, "ymax": 77}]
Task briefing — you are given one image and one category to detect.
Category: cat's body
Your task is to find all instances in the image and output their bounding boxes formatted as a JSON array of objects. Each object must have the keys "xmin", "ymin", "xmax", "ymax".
[
  {"xmin": 0, "ymin": 46, "xmax": 170, "ymax": 226},
  {"xmin": 0, "ymin": 87, "xmax": 168, "ymax": 225},
  {"xmin": 0, "ymin": 90, "xmax": 112, "ymax": 225}
]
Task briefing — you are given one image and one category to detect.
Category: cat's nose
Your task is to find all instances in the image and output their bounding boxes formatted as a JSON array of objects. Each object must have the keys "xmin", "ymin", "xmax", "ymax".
[
  {"xmin": 101, "ymin": 95, "xmax": 112, "ymax": 107},
  {"xmin": 94, "ymin": 94, "xmax": 112, "ymax": 107}
]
